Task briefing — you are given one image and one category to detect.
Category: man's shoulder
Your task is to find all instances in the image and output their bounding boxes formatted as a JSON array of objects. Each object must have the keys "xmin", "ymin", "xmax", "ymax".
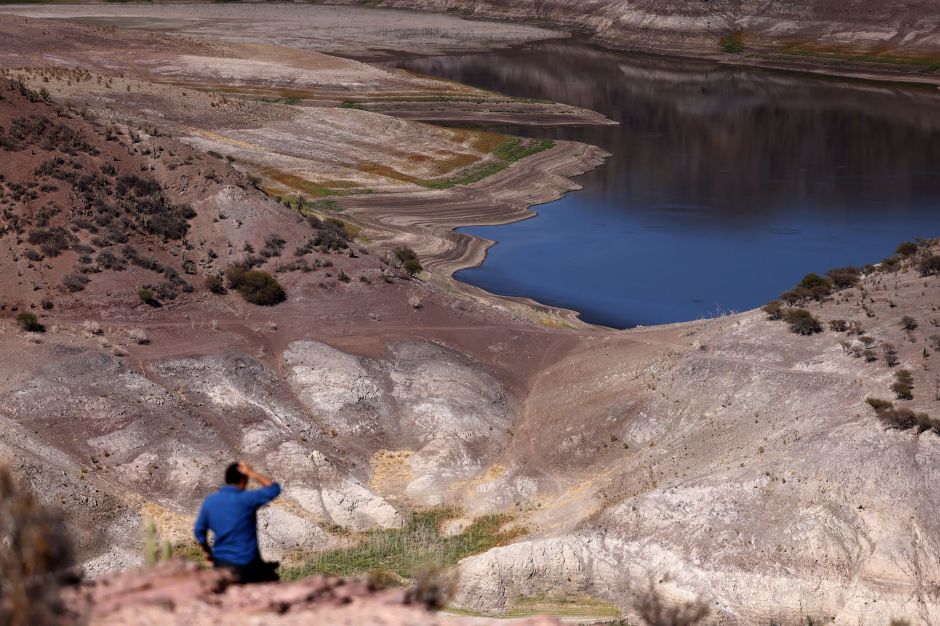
[{"xmin": 203, "ymin": 487, "xmax": 232, "ymax": 504}]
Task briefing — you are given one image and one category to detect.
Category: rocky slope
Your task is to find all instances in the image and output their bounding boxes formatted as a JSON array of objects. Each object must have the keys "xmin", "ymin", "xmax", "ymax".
[{"xmin": 363, "ymin": 0, "xmax": 940, "ymax": 54}]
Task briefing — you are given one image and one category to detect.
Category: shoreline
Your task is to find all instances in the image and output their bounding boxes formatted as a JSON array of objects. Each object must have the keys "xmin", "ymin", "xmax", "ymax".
[{"xmin": 337, "ymin": 140, "xmax": 611, "ymax": 330}]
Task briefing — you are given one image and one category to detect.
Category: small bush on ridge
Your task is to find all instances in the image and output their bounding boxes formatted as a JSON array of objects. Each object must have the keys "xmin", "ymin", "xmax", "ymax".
[
  {"xmin": 783, "ymin": 308, "xmax": 822, "ymax": 335},
  {"xmin": 226, "ymin": 266, "xmax": 286, "ymax": 305},
  {"xmin": 15, "ymin": 312, "xmax": 44, "ymax": 333}
]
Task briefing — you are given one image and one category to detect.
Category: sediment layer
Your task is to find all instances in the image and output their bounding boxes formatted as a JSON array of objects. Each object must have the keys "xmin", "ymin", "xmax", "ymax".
[{"xmin": 339, "ymin": 140, "xmax": 611, "ymax": 326}]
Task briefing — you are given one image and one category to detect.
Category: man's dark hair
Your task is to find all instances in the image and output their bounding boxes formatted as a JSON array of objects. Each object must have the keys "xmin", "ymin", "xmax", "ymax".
[{"xmin": 225, "ymin": 463, "xmax": 246, "ymax": 485}]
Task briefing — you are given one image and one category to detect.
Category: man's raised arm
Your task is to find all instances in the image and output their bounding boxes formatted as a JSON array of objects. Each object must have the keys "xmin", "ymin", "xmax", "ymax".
[
  {"xmin": 237, "ymin": 461, "xmax": 274, "ymax": 487},
  {"xmin": 237, "ymin": 461, "xmax": 281, "ymax": 505}
]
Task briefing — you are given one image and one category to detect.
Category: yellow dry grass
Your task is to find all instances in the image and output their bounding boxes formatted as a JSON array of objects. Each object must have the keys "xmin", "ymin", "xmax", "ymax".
[
  {"xmin": 368, "ymin": 449, "xmax": 414, "ymax": 498},
  {"xmin": 139, "ymin": 501, "xmax": 194, "ymax": 545},
  {"xmin": 260, "ymin": 168, "xmax": 360, "ymax": 197}
]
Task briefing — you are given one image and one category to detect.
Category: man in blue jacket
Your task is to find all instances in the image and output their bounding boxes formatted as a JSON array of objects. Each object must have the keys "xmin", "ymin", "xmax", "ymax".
[{"xmin": 194, "ymin": 461, "xmax": 282, "ymax": 583}]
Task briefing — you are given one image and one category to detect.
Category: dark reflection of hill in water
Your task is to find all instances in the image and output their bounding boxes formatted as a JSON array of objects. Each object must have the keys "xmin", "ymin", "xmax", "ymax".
[{"xmin": 388, "ymin": 42, "xmax": 940, "ymax": 327}]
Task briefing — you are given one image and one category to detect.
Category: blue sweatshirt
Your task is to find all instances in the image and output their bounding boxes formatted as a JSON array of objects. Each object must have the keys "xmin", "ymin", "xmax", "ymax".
[{"xmin": 193, "ymin": 483, "xmax": 281, "ymax": 566}]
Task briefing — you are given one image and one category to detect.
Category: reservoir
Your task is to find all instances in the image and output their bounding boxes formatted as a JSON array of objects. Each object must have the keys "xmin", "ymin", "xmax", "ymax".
[{"xmin": 389, "ymin": 42, "xmax": 940, "ymax": 328}]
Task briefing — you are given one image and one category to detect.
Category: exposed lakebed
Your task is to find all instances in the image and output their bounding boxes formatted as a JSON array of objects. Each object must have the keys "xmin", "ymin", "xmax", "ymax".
[{"xmin": 389, "ymin": 42, "xmax": 940, "ymax": 328}]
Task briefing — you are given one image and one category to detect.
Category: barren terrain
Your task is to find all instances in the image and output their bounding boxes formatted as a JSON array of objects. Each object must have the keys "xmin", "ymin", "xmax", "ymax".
[
  {"xmin": 0, "ymin": 10, "xmax": 611, "ymax": 323},
  {"xmin": 1, "ymin": 4, "xmax": 939, "ymax": 626},
  {"xmin": 323, "ymin": 0, "xmax": 940, "ymax": 85}
]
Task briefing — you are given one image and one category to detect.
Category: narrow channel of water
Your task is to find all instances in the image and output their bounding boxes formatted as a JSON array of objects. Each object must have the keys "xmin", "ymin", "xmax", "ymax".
[{"xmin": 388, "ymin": 42, "xmax": 940, "ymax": 328}]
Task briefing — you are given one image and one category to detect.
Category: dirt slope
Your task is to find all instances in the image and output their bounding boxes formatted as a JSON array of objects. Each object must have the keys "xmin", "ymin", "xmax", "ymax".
[
  {"xmin": 4, "ymin": 79, "xmax": 939, "ymax": 619},
  {"xmin": 362, "ymin": 0, "xmax": 940, "ymax": 53},
  {"xmin": 1, "ymin": 6, "xmax": 940, "ymax": 626}
]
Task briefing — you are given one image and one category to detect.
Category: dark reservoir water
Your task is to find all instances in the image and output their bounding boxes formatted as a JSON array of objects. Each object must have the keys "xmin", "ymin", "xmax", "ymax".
[{"xmin": 388, "ymin": 42, "xmax": 940, "ymax": 328}]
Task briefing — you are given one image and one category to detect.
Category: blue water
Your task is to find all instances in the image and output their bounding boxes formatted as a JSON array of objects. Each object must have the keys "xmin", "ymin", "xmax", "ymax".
[{"xmin": 389, "ymin": 42, "xmax": 940, "ymax": 328}]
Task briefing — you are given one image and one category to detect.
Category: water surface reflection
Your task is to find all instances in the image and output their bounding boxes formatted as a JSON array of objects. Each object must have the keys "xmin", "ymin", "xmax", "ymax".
[{"xmin": 389, "ymin": 42, "xmax": 940, "ymax": 327}]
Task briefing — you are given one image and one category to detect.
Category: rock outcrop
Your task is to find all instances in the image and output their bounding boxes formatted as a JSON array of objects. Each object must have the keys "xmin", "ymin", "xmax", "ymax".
[
  {"xmin": 364, "ymin": 0, "xmax": 940, "ymax": 56},
  {"xmin": 64, "ymin": 560, "xmax": 561, "ymax": 626}
]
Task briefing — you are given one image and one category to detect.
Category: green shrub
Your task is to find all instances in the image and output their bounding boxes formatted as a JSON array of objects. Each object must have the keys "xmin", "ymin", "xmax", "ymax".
[
  {"xmin": 137, "ymin": 287, "xmax": 158, "ymax": 306},
  {"xmin": 15, "ymin": 312, "xmax": 44, "ymax": 333},
  {"xmin": 226, "ymin": 266, "xmax": 286, "ymax": 305},
  {"xmin": 204, "ymin": 275, "xmax": 226, "ymax": 294},
  {"xmin": 779, "ymin": 289, "xmax": 804, "ymax": 305},
  {"xmin": 892, "ymin": 370, "xmax": 914, "ymax": 400},
  {"xmin": 826, "ymin": 267, "xmax": 860, "ymax": 289},
  {"xmin": 62, "ymin": 272, "xmax": 90, "ymax": 292},
  {"xmin": 394, "ymin": 246, "xmax": 418, "ymax": 263},
  {"xmin": 919, "ymin": 254, "xmax": 940, "ymax": 276},
  {"xmin": 866, "ymin": 398, "xmax": 936, "ymax": 434},
  {"xmin": 392, "ymin": 246, "xmax": 423, "ymax": 276},
  {"xmin": 880, "ymin": 256, "xmax": 901, "ymax": 271},
  {"xmin": 866, "ymin": 397, "xmax": 894, "ymax": 411},
  {"xmin": 762, "ymin": 301, "xmax": 783, "ymax": 320},
  {"xmin": 901, "ymin": 316, "xmax": 918, "ymax": 331},
  {"xmin": 402, "ymin": 258, "xmax": 423, "ymax": 276},
  {"xmin": 718, "ymin": 31, "xmax": 745, "ymax": 53},
  {"xmin": 783, "ymin": 308, "xmax": 821, "ymax": 335},
  {"xmin": 798, "ymin": 273, "xmax": 832, "ymax": 300},
  {"xmin": 27, "ymin": 227, "xmax": 71, "ymax": 258},
  {"xmin": 896, "ymin": 241, "xmax": 919, "ymax": 257}
]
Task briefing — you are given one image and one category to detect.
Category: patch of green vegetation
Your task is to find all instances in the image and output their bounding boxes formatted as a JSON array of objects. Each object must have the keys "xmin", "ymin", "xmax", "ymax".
[
  {"xmin": 280, "ymin": 96, "xmax": 301, "ymax": 105},
  {"xmin": 225, "ymin": 266, "xmax": 286, "ymax": 306},
  {"xmin": 15, "ymin": 312, "xmax": 45, "ymax": 333},
  {"xmin": 304, "ymin": 199, "xmax": 342, "ymax": 213},
  {"xmin": 512, "ymin": 96, "xmax": 553, "ymax": 105},
  {"xmin": 281, "ymin": 507, "xmax": 522, "ymax": 582},
  {"xmin": 359, "ymin": 137, "xmax": 554, "ymax": 190},
  {"xmin": 340, "ymin": 100, "xmax": 369, "ymax": 110},
  {"xmin": 774, "ymin": 43, "xmax": 940, "ymax": 70},
  {"xmin": 260, "ymin": 168, "xmax": 360, "ymax": 199},
  {"xmin": 425, "ymin": 137, "xmax": 554, "ymax": 189},
  {"xmin": 719, "ymin": 31, "xmax": 746, "ymax": 53},
  {"xmin": 492, "ymin": 137, "xmax": 553, "ymax": 162}
]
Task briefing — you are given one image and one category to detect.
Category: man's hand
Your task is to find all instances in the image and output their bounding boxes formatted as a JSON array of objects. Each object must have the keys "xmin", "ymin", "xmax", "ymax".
[
  {"xmin": 199, "ymin": 541, "xmax": 213, "ymax": 566},
  {"xmin": 236, "ymin": 461, "xmax": 274, "ymax": 487}
]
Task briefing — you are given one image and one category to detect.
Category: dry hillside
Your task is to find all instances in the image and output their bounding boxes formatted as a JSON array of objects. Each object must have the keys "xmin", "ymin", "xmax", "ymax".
[
  {"xmin": 341, "ymin": 0, "xmax": 940, "ymax": 81},
  {"xmin": 0, "ymin": 5, "xmax": 939, "ymax": 626}
]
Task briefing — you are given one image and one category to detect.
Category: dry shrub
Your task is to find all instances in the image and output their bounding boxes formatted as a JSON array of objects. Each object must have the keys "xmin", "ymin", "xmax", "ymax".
[
  {"xmin": 783, "ymin": 308, "xmax": 822, "ymax": 335},
  {"xmin": 0, "ymin": 466, "xmax": 75, "ymax": 626},
  {"xmin": 402, "ymin": 562, "xmax": 455, "ymax": 610},
  {"xmin": 634, "ymin": 580, "xmax": 709, "ymax": 626},
  {"xmin": 127, "ymin": 328, "xmax": 149, "ymax": 345},
  {"xmin": 867, "ymin": 398, "xmax": 937, "ymax": 434}
]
